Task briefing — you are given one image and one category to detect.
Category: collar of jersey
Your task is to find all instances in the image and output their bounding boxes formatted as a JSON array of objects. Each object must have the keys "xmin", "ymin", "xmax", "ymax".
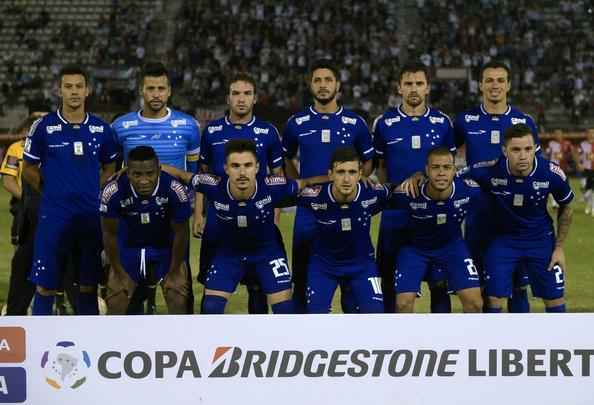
[
  {"xmin": 226, "ymin": 177, "xmax": 258, "ymax": 200},
  {"xmin": 129, "ymin": 176, "xmax": 161, "ymax": 199},
  {"xmin": 224, "ymin": 115, "xmax": 256, "ymax": 127},
  {"xmin": 505, "ymin": 156, "xmax": 538, "ymax": 177},
  {"xmin": 137, "ymin": 108, "xmax": 172, "ymax": 123},
  {"xmin": 327, "ymin": 182, "xmax": 361, "ymax": 203},
  {"xmin": 57, "ymin": 109, "xmax": 89, "ymax": 125},
  {"xmin": 396, "ymin": 105, "xmax": 430, "ymax": 118},
  {"xmin": 309, "ymin": 105, "xmax": 343, "ymax": 116},
  {"xmin": 420, "ymin": 180, "xmax": 456, "ymax": 201},
  {"xmin": 480, "ymin": 104, "xmax": 511, "ymax": 116}
]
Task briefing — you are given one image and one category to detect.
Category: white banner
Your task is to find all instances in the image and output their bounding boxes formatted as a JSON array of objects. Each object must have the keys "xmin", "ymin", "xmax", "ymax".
[{"xmin": 0, "ymin": 314, "xmax": 592, "ymax": 405}]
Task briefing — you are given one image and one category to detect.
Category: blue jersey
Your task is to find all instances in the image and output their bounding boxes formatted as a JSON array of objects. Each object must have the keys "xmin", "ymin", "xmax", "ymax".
[
  {"xmin": 111, "ymin": 108, "xmax": 201, "ymax": 172},
  {"xmin": 373, "ymin": 105, "xmax": 456, "ymax": 185},
  {"xmin": 100, "ymin": 171, "xmax": 192, "ymax": 249},
  {"xmin": 200, "ymin": 115, "xmax": 283, "ymax": 176},
  {"xmin": 192, "ymin": 174, "xmax": 298, "ymax": 252},
  {"xmin": 391, "ymin": 177, "xmax": 481, "ymax": 249},
  {"xmin": 453, "ymin": 104, "xmax": 540, "ymax": 166},
  {"xmin": 462, "ymin": 155, "xmax": 574, "ymax": 240},
  {"xmin": 23, "ymin": 110, "xmax": 118, "ymax": 216},
  {"xmin": 282, "ymin": 106, "xmax": 374, "ymax": 178},
  {"xmin": 298, "ymin": 182, "xmax": 389, "ymax": 266}
]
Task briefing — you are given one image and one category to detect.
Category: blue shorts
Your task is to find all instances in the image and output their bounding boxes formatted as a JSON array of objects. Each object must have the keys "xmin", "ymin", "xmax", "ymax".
[
  {"xmin": 307, "ymin": 255, "xmax": 384, "ymax": 313},
  {"xmin": 30, "ymin": 213, "xmax": 103, "ymax": 289},
  {"xmin": 484, "ymin": 234, "xmax": 563, "ymax": 300},
  {"xmin": 205, "ymin": 247, "xmax": 291, "ymax": 295},
  {"xmin": 120, "ymin": 247, "xmax": 171, "ymax": 284},
  {"xmin": 395, "ymin": 239, "xmax": 480, "ymax": 294}
]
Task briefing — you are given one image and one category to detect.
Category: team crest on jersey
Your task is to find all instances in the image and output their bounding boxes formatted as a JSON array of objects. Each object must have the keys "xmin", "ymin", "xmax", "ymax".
[
  {"xmin": 171, "ymin": 119, "xmax": 187, "ymax": 128},
  {"xmin": 208, "ymin": 125, "xmax": 223, "ymax": 134},
  {"xmin": 192, "ymin": 174, "xmax": 220, "ymax": 188},
  {"xmin": 46, "ymin": 124, "xmax": 62, "ymax": 134},
  {"xmin": 253, "ymin": 127, "xmax": 269, "ymax": 135},
  {"xmin": 122, "ymin": 120, "xmax": 138, "ymax": 129},
  {"xmin": 89, "ymin": 125, "xmax": 104, "ymax": 133},
  {"xmin": 295, "ymin": 115, "xmax": 310, "ymax": 125},
  {"xmin": 384, "ymin": 117, "xmax": 401, "ymax": 126},
  {"xmin": 101, "ymin": 182, "xmax": 118, "ymax": 203},
  {"xmin": 429, "ymin": 116, "xmax": 445, "ymax": 124},
  {"xmin": 170, "ymin": 180, "xmax": 189, "ymax": 202},
  {"xmin": 300, "ymin": 186, "xmax": 321, "ymax": 197},
  {"xmin": 465, "ymin": 114, "xmax": 480, "ymax": 122},
  {"xmin": 533, "ymin": 181, "xmax": 550, "ymax": 190},
  {"xmin": 255, "ymin": 195, "xmax": 272, "ymax": 209},
  {"xmin": 511, "ymin": 118, "xmax": 527, "ymax": 125},
  {"xmin": 265, "ymin": 176, "xmax": 287, "ymax": 186},
  {"xmin": 549, "ymin": 163, "xmax": 567, "ymax": 181},
  {"xmin": 463, "ymin": 178, "xmax": 480, "ymax": 188},
  {"xmin": 341, "ymin": 116, "xmax": 357, "ymax": 125},
  {"xmin": 453, "ymin": 197, "xmax": 470, "ymax": 208}
]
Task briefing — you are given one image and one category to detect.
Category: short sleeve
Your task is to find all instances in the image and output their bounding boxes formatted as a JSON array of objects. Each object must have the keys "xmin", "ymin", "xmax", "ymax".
[
  {"xmin": 22, "ymin": 118, "xmax": 44, "ymax": 164},
  {"xmin": 353, "ymin": 117, "xmax": 374, "ymax": 161},
  {"xmin": 190, "ymin": 173, "xmax": 220, "ymax": 198},
  {"xmin": 268, "ymin": 125, "xmax": 284, "ymax": 170},
  {"xmin": 99, "ymin": 181, "xmax": 121, "ymax": 218},
  {"xmin": 372, "ymin": 115, "xmax": 386, "ymax": 159},
  {"xmin": 100, "ymin": 125, "xmax": 119, "ymax": 164},
  {"xmin": 169, "ymin": 179, "xmax": 193, "ymax": 223},
  {"xmin": 548, "ymin": 162, "xmax": 574, "ymax": 205},
  {"xmin": 281, "ymin": 118, "xmax": 299, "ymax": 159},
  {"xmin": 0, "ymin": 142, "xmax": 21, "ymax": 177}
]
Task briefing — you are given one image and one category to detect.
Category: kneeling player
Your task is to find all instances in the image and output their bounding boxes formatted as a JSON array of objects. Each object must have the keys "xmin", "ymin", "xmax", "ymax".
[
  {"xmin": 100, "ymin": 146, "xmax": 192, "ymax": 314},
  {"xmin": 168, "ymin": 139, "xmax": 306, "ymax": 314},
  {"xmin": 298, "ymin": 148, "xmax": 386, "ymax": 313},
  {"xmin": 393, "ymin": 147, "xmax": 483, "ymax": 313}
]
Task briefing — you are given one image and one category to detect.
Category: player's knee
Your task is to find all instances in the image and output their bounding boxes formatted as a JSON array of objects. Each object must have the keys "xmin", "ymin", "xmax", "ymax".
[
  {"xmin": 396, "ymin": 295, "xmax": 415, "ymax": 313},
  {"xmin": 164, "ymin": 288, "xmax": 188, "ymax": 315},
  {"xmin": 201, "ymin": 295, "xmax": 227, "ymax": 314},
  {"xmin": 463, "ymin": 297, "xmax": 483, "ymax": 313},
  {"xmin": 36, "ymin": 286, "xmax": 57, "ymax": 296}
]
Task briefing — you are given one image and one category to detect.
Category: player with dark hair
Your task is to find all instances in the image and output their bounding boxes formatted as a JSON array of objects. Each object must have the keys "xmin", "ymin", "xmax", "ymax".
[
  {"xmin": 283, "ymin": 59, "xmax": 375, "ymax": 313},
  {"xmin": 165, "ymin": 139, "xmax": 316, "ymax": 314},
  {"xmin": 22, "ymin": 65, "xmax": 118, "ymax": 315},
  {"xmin": 197, "ymin": 72, "xmax": 284, "ymax": 314},
  {"xmin": 453, "ymin": 60, "xmax": 540, "ymax": 313},
  {"xmin": 100, "ymin": 146, "xmax": 192, "ymax": 314},
  {"xmin": 458, "ymin": 124, "xmax": 573, "ymax": 313},
  {"xmin": 298, "ymin": 147, "xmax": 388, "ymax": 313},
  {"xmin": 373, "ymin": 61, "xmax": 456, "ymax": 313},
  {"xmin": 111, "ymin": 61, "xmax": 200, "ymax": 313},
  {"xmin": 392, "ymin": 147, "xmax": 483, "ymax": 313}
]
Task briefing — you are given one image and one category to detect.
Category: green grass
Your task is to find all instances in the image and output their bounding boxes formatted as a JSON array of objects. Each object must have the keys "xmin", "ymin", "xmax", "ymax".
[{"xmin": 0, "ymin": 179, "xmax": 592, "ymax": 313}]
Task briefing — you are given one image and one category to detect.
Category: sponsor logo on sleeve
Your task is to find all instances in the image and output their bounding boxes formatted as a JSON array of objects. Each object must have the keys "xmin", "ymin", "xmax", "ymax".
[
  {"xmin": 264, "ymin": 176, "xmax": 287, "ymax": 186},
  {"xmin": 171, "ymin": 180, "xmax": 189, "ymax": 202}
]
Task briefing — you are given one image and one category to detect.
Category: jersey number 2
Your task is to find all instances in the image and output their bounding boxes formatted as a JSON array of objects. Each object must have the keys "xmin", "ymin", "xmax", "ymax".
[{"xmin": 269, "ymin": 258, "xmax": 290, "ymax": 278}]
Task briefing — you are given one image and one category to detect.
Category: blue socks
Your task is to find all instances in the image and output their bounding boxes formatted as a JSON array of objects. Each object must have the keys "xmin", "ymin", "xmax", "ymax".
[
  {"xmin": 271, "ymin": 300, "xmax": 294, "ymax": 314},
  {"xmin": 508, "ymin": 288, "xmax": 530, "ymax": 313},
  {"xmin": 78, "ymin": 291, "xmax": 99, "ymax": 315},
  {"xmin": 430, "ymin": 285, "xmax": 452, "ymax": 313},
  {"xmin": 545, "ymin": 304, "xmax": 566, "ymax": 313},
  {"xmin": 202, "ymin": 295, "xmax": 227, "ymax": 314},
  {"xmin": 32, "ymin": 292, "xmax": 55, "ymax": 315},
  {"xmin": 247, "ymin": 288, "xmax": 268, "ymax": 314}
]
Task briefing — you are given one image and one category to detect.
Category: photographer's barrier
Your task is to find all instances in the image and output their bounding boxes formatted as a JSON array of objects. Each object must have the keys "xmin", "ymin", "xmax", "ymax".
[{"xmin": 0, "ymin": 314, "xmax": 592, "ymax": 405}]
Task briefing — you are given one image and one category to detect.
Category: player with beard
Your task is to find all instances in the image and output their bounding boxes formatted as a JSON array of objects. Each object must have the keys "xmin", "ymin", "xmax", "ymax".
[
  {"xmin": 282, "ymin": 60, "xmax": 374, "ymax": 313},
  {"xmin": 372, "ymin": 62, "xmax": 456, "ymax": 313}
]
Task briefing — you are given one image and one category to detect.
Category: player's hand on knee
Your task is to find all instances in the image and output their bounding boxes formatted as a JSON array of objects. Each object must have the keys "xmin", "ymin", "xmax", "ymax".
[
  {"xmin": 193, "ymin": 214, "xmax": 204, "ymax": 238},
  {"xmin": 547, "ymin": 246, "xmax": 566, "ymax": 272}
]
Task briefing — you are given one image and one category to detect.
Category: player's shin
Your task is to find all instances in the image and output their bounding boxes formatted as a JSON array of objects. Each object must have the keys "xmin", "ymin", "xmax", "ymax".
[
  {"xmin": 32, "ymin": 289, "xmax": 55, "ymax": 315},
  {"xmin": 507, "ymin": 287, "xmax": 530, "ymax": 313},
  {"xmin": 429, "ymin": 284, "xmax": 452, "ymax": 313},
  {"xmin": 268, "ymin": 289, "xmax": 294, "ymax": 314},
  {"xmin": 201, "ymin": 295, "xmax": 227, "ymax": 314},
  {"xmin": 78, "ymin": 286, "xmax": 99, "ymax": 315}
]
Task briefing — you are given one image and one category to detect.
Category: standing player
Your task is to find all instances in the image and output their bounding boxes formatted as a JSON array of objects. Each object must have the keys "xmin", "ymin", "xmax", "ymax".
[
  {"xmin": 393, "ymin": 148, "xmax": 483, "ymax": 313},
  {"xmin": 197, "ymin": 73, "xmax": 284, "ymax": 314},
  {"xmin": 100, "ymin": 146, "xmax": 191, "ymax": 314},
  {"xmin": 166, "ymin": 140, "xmax": 310, "ymax": 314},
  {"xmin": 22, "ymin": 65, "xmax": 118, "ymax": 315},
  {"xmin": 453, "ymin": 61, "xmax": 540, "ymax": 313},
  {"xmin": 283, "ymin": 60, "xmax": 375, "ymax": 313},
  {"xmin": 373, "ymin": 62, "xmax": 456, "ymax": 313},
  {"xmin": 461, "ymin": 124, "xmax": 573, "ymax": 313},
  {"xmin": 111, "ymin": 62, "xmax": 200, "ymax": 313},
  {"xmin": 577, "ymin": 129, "xmax": 594, "ymax": 216},
  {"xmin": 298, "ymin": 148, "xmax": 387, "ymax": 313}
]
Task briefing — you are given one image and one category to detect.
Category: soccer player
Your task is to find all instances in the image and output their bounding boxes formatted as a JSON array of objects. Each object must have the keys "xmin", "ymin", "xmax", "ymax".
[
  {"xmin": 453, "ymin": 61, "xmax": 540, "ymax": 313},
  {"xmin": 373, "ymin": 61, "xmax": 456, "ymax": 313},
  {"xmin": 577, "ymin": 129, "xmax": 594, "ymax": 216},
  {"xmin": 22, "ymin": 65, "xmax": 118, "ymax": 315},
  {"xmin": 197, "ymin": 73, "xmax": 284, "ymax": 314},
  {"xmin": 111, "ymin": 62, "xmax": 200, "ymax": 313},
  {"xmin": 283, "ymin": 60, "xmax": 374, "ymax": 313},
  {"xmin": 100, "ymin": 146, "xmax": 192, "ymax": 314},
  {"xmin": 298, "ymin": 148, "xmax": 387, "ymax": 313},
  {"xmin": 460, "ymin": 124, "xmax": 573, "ymax": 313},
  {"xmin": 166, "ymin": 139, "xmax": 309, "ymax": 314},
  {"xmin": 392, "ymin": 147, "xmax": 483, "ymax": 313}
]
